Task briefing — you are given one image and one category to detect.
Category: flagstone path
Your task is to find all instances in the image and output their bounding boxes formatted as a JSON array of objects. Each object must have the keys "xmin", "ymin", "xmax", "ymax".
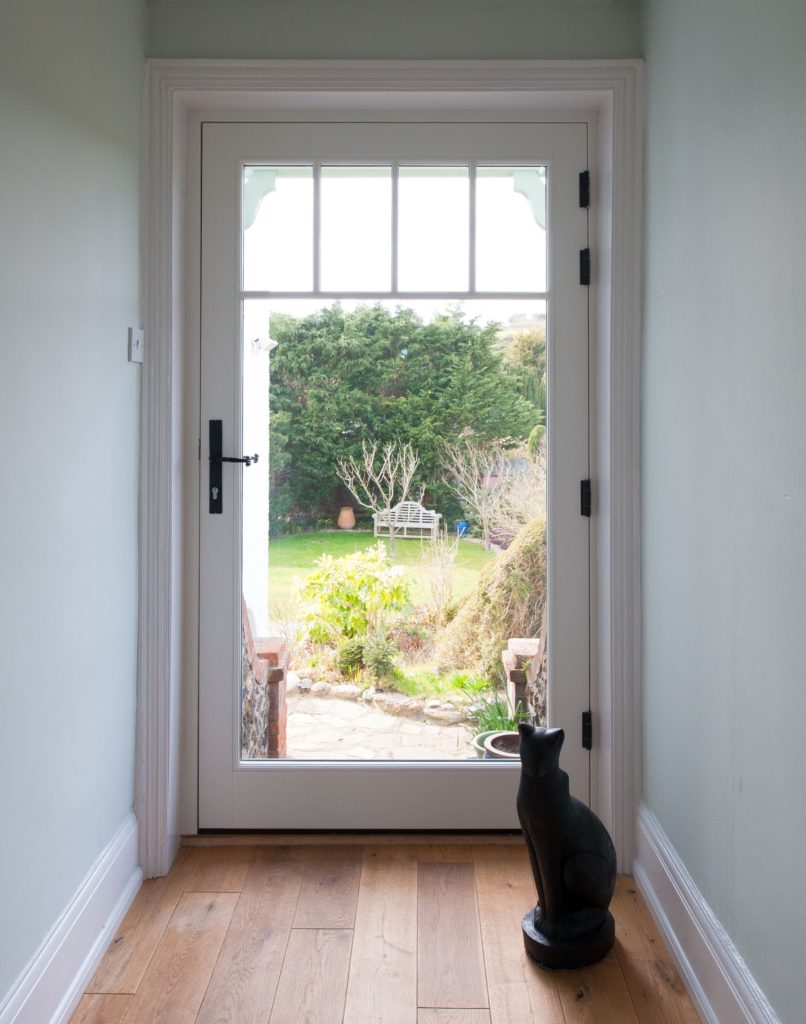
[{"xmin": 287, "ymin": 694, "xmax": 476, "ymax": 760}]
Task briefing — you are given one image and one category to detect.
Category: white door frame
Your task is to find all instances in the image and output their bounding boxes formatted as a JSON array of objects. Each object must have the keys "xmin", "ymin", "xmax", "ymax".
[{"xmin": 136, "ymin": 59, "xmax": 644, "ymax": 878}]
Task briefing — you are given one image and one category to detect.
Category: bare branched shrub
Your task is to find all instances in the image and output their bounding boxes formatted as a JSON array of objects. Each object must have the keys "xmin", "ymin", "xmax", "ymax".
[
  {"xmin": 441, "ymin": 436, "xmax": 513, "ymax": 548},
  {"xmin": 490, "ymin": 438, "xmax": 547, "ymax": 544},
  {"xmin": 337, "ymin": 440, "xmax": 422, "ymax": 553},
  {"xmin": 420, "ymin": 528, "xmax": 460, "ymax": 623},
  {"xmin": 443, "ymin": 435, "xmax": 547, "ymax": 549},
  {"xmin": 267, "ymin": 596, "xmax": 305, "ymax": 668}
]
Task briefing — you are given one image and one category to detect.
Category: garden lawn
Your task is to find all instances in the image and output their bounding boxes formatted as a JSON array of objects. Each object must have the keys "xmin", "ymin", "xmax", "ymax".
[{"xmin": 268, "ymin": 530, "xmax": 494, "ymax": 611}]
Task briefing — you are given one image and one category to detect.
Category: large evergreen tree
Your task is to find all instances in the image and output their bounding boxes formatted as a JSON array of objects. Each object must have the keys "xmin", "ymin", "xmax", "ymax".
[{"xmin": 268, "ymin": 304, "xmax": 540, "ymax": 531}]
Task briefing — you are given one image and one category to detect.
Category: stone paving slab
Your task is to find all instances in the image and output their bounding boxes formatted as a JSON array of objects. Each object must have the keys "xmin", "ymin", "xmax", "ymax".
[{"xmin": 287, "ymin": 693, "xmax": 475, "ymax": 760}]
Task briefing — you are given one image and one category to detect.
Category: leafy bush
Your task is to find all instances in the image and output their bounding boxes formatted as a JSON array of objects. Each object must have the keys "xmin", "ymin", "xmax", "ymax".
[
  {"xmin": 363, "ymin": 630, "xmax": 399, "ymax": 678},
  {"xmin": 298, "ymin": 542, "xmax": 410, "ymax": 643},
  {"xmin": 336, "ymin": 636, "xmax": 366, "ymax": 676}
]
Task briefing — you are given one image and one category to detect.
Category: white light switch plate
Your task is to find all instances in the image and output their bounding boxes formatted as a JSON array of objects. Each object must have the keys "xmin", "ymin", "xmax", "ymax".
[{"xmin": 128, "ymin": 327, "xmax": 144, "ymax": 364}]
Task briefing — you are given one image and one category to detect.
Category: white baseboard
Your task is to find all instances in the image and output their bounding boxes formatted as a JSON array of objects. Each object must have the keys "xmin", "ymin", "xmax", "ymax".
[
  {"xmin": 0, "ymin": 812, "xmax": 142, "ymax": 1024},
  {"xmin": 634, "ymin": 804, "xmax": 780, "ymax": 1024}
]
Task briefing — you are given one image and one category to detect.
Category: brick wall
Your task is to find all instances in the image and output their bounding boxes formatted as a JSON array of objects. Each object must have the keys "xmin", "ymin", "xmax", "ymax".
[{"xmin": 241, "ymin": 598, "xmax": 289, "ymax": 758}]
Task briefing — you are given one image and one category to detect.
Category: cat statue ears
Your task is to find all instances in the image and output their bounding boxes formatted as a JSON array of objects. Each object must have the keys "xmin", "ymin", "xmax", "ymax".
[
  {"xmin": 518, "ymin": 723, "xmax": 565, "ymax": 746},
  {"xmin": 518, "ymin": 724, "xmax": 566, "ymax": 777}
]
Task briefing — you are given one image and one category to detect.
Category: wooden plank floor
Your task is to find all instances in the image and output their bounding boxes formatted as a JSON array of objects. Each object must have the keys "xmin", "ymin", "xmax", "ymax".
[{"xmin": 75, "ymin": 843, "xmax": 700, "ymax": 1024}]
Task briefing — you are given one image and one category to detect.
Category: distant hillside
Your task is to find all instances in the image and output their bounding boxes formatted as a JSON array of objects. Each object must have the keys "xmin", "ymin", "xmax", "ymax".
[{"xmin": 494, "ymin": 312, "xmax": 547, "ymax": 354}]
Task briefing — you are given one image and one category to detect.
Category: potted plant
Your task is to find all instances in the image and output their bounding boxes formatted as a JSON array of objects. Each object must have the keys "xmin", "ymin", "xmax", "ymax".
[
  {"xmin": 482, "ymin": 731, "xmax": 521, "ymax": 759},
  {"xmin": 467, "ymin": 694, "xmax": 530, "ymax": 758}
]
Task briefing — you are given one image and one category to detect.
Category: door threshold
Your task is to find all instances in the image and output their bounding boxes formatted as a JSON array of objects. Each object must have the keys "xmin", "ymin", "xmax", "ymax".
[{"xmin": 183, "ymin": 830, "xmax": 523, "ymax": 846}]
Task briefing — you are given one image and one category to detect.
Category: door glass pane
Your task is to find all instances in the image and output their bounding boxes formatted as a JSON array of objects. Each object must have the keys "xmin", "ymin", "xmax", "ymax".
[
  {"xmin": 320, "ymin": 167, "xmax": 392, "ymax": 292},
  {"xmin": 240, "ymin": 296, "xmax": 548, "ymax": 761},
  {"xmin": 476, "ymin": 166, "xmax": 547, "ymax": 293},
  {"xmin": 398, "ymin": 167, "xmax": 469, "ymax": 292},
  {"xmin": 243, "ymin": 166, "xmax": 313, "ymax": 292}
]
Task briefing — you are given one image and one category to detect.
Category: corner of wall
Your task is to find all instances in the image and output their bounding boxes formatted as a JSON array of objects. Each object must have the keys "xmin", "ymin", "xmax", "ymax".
[
  {"xmin": 634, "ymin": 805, "xmax": 780, "ymax": 1024},
  {"xmin": 0, "ymin": 815, "xmax": 142, "ymax": 1024}
]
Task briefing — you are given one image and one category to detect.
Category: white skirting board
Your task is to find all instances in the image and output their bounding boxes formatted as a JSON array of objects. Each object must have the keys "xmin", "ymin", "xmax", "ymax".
[
  {"xmin": 0, "ymin": 812, "xmax": 142, "ymax": 1024},
  {"xmin": 634, "ymin": 804, "xmax": 780, "ymax": 1024}
]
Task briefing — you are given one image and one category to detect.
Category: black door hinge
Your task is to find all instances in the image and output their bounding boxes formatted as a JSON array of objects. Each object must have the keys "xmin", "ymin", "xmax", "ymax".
[
  {"xmin": 579, "ymin": 170, "xmax": 590, "ymax": 208},
  {"xmin": 580, "ymin": 248, "xmax": 591, "ymax": 286},
  {"xmin": 580, "ymin": 478, "xmax": 592, "ymax": 517},
  {"xmin": 582, "ymin": 710, "xmax": 593, "ymax": 750}
]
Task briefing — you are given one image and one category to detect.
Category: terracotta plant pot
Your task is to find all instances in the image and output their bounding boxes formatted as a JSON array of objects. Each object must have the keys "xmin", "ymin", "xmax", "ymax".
[
  {"xmin": 482, "ymin": 731, "xmax": 521, "ymax": 760},
  {"xmin": 337, "ymin": 505, "xmax": 356, "ymax": 530},
  {"xmin": 472, "ymin": 730, "xmax": 500, "ymax": 759}
]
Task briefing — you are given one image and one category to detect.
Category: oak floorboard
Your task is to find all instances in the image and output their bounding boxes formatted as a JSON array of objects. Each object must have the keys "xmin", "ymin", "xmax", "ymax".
[
  {"xmin": 184, "ymin": 843, "xmax": 256, "ymax": 892},
  {"xmin": 268, "ymin": 928, "xmax": 353, "ymax": 1024},
  {"xmin": 418, "ymin": 1011, "xmax": 492, "ymax": 1024},
  {"xmin": 416, "ymin": 844, "xmax": 475, "ymax": 862},
  {"xmin": 69, "ymin": 844, "xmax": 699, "ymax": 1024},
  {"xmin": 555, "ymin": 950, "xmax": 640, "ymax": 1024},
  {"xmin": 194, "ymin": 847, "xmax": 306, "ymax": 1024},
  {"xmin": 68, "ymin": 994, "xmax": 131, "ymax": 1024},
  {"xmin": 120, "ymin": 892, "xmax": 238, "ymax": 1024},
  {"xmin": 87, "ymin": 847, "xmax": 200, "ymax": 994},
  {"xmin": 343, "ymin": 846, "xmax": 418, "ymax": 1024},
  {"xmin": 293, "ymin": 845, "xmax": 362, "ymax": 929},
  {"xmin": 612, "ymin": 878, "xmax": 700, "ymax": 1024},
  {"xmin": 473, "ymin": 845, "xmax": 565, "ymax": 1024},
  {"xmin": 417, "ymin": 862, "xmax": 488, "ymax": 1009}
]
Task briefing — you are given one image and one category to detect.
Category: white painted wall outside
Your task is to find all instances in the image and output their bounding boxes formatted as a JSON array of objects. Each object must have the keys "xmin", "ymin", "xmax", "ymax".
[
  {"xmin": 0, "ymin": 0, "xmax": 145, "ymax": 1005},
  {"xmin": 241, "ymin": 312, "xmax": 271, "ymax": 637},
  {"xmin": 642, "ymin": 2, "xmax": 806, "ymax": 1021}
]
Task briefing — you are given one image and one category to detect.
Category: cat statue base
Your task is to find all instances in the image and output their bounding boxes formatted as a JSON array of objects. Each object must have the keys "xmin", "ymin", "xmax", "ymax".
[
  {"xmin": 520, "ymin": 906, "xmax": 615, "ymax": 970},
  {"xmin": 517, "ymin": 723, "xmax": 617, "ymax": 970}
]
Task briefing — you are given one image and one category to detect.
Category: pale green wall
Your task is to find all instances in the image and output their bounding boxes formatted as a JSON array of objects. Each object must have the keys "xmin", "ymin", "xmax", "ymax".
[
  {"xmin": 642, "ymin": 2, "xmax": 806, "ymax": 1020},
  {"xmin": 147, "ymin": 0, "xmax": 640, "ymax": 59},
  {"xmin": 0, "ymin": 0, "xmax": 145, "ymax": 1001}
]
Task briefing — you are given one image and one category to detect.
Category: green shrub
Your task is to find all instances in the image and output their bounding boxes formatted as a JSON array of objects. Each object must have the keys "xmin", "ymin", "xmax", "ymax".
[
  {"xmin": 336, "ymin": 636, "xmax": 366, "ymax": 676},
  {"xmin": 298, "ymin": 542, "xmax": 411, "ymax": 643},
  {"xmin": 363, "ymin": 630, "xmax": 399, "ymax": 679}
]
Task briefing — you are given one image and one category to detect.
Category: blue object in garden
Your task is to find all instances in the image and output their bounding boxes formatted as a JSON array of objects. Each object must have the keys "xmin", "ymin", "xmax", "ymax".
[{"xmin": 455, "ymin": 519, "xmax": 469, "ymax": 538}]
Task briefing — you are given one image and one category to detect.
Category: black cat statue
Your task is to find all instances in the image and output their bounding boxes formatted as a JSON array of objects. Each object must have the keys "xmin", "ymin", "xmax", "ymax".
[{"xmin": 517, "ymin": 723, "xmax": 617, "ymax": 969}]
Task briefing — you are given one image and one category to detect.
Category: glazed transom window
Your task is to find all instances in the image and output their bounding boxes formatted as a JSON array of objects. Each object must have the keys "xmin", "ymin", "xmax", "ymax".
[{"xmin": 242, "ymin": 164, "xmax": 548, "ymax": 297}]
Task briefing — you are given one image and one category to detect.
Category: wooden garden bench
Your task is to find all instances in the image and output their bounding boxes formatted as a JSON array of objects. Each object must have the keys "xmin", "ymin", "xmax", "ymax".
[{"xmin": 373, "ymin": 500, "xmax": 442, "ymax": 540}]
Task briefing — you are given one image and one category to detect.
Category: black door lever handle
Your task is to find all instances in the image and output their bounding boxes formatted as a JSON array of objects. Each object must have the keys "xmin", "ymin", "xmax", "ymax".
[
  {"xmin": 208, "ymin": 419, "xmax": 259, "ymax": 514},
  {"xmin": 215, "ymin": 453, "xmax": 259, "ymax": 466}
]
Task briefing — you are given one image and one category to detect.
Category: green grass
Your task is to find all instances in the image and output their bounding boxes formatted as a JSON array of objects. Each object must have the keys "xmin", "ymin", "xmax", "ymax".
[
  {"xmin": 385, "ymin": 666, "xmax": 491, "ymax": 699},
  {"xmin": 268, "ymin": 529, "xmax": 494, "ymax": 611}
]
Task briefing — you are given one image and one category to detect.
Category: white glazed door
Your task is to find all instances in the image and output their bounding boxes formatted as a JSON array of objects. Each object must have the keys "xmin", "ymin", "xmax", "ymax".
[{"xmin": 198, "ymin": 119, "xmax": 590, "ymax": 829}]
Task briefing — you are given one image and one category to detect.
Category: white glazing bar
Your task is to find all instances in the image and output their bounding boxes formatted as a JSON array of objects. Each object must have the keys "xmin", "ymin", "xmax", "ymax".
[
  {"xmin": 241, "ymin": 290, "xmax": 549, "ymax": 301},
  {"xmin": 391, "ymin": 160, "xmax": 399, "ymax": 292},
  {"xmin": 469, "ymin": 161, "xmax": 477, "ymax": 293},
  {"xmin": 313, "ymin": 161, "xmax": 321, "ymax": 293}
]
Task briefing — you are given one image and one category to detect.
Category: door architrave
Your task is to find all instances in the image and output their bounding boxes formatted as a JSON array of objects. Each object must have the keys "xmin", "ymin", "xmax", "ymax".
[{"xmin": 137, "ymin": 58, "xmax": 644, "ymax": 877}]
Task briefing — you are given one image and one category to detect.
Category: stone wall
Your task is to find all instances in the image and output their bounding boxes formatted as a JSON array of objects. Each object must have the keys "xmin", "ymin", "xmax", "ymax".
[{"xmin": 241, "ymin": 599, "xmax": 289, "ymax": 759}]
